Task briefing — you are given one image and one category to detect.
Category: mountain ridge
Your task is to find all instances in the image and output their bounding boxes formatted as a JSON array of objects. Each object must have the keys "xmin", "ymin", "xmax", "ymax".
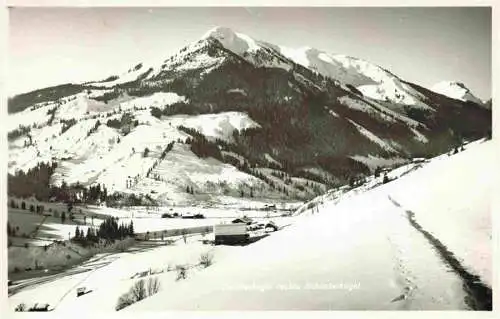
[
  {"xmin": 7, "ymin": 26, "xmax": 491, "ymax": 203},
  {"xmin": 431, "ymin": 81, "xmax": 486, "ymax": 106}
]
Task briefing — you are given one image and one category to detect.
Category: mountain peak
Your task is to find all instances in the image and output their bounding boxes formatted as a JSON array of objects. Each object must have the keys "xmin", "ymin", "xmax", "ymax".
[
  {"xmin": 200, "ymin": 26, "xmax": 259, "ymax": 56},
  {"xmin": 431, "ymin": 81, "xmax": 484, "ymax": 105},
  {"xmin": 201, "ymin": 26, "xmax": 237, "ymax": 41}
]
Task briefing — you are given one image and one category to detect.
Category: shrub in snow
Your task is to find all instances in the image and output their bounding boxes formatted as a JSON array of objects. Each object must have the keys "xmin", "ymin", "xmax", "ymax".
[
  {"xmin": 15, "ymin": 303, "xmax": 27, "ymax": 312},
  {"xmin": 176, "ymin": 265, "xmax": 188, "ymax": 281},
  {"xmin": 383, "ymin": 174, "xmax": 389, "ymax": 184},
  {"xmin": 116, "ymin": 278, "xmax": 161, "ymax": 311},
  {"xmin": 199, "ymin": 252, "xmax": 213, "ymax": 268},
  {"xmin": 116, "ymin": 292, "xmax": 135, "ymax": 311},
  {"xmin": 147, "ymin": 277, "xmax": 161, "ymax": 296},
  {"xmin": 130, "ymin": 278, "xmax": 147, "ymax": 302}
]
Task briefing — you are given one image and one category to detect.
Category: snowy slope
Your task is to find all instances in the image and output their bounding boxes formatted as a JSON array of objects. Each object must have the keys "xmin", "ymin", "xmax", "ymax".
[
  {"xmin": 126, "ymin": 139, "xmax": 491, "ymax": 310},
  {"xmin": 118, "ymin": 92, "xmax": 186, "ymax": 111},
  {"xmin": 8, "ymin": 239, "xmax": 222, "ymax": 312},
  {"xmin": 277, "ymin": 47, "xmax": 432, "ymax": 109},
  {"xmin": 388, "ymin": 139, "xmax": 493, "ymax": 287},
  {"xmin": 431, "ymin": 81, "xmax": 485, "ymax": 106},
  {"xmin": 87, "ymin": 63, "xmax": 151, "ymax": 88},
  {"xmin": 166, "ymin": 112, "xmax": 260, "ymax": 142},
  {"xmin": 8, "ymin": 102, "xmax": 55, "ymax": 131},
  {"xmin": 50, "ymin": 112, "xmax": 261, "ymax": 194},
  {"xmin": 7, "ymin": 97, "xmax": 287, "ymax": 202},
  {"xmin": 7, "ymin": 140, "xmax": 491, "ymax": 312},
  {"xmin": 138, "ymin": 143, "xmax": 279, "ymax": 203},
  {"xmin": 346, "ymin": 118, "xmax": 399, "ymax": 153}
]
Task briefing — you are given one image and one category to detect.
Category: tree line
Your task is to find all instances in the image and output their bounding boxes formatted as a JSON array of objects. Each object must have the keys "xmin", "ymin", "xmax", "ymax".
[
  {"xmin": 8, "ymin": 162, "xmax": 58, "ymax": 200},
  {"xmin": 177, "ymin": 125, "xmax": 223, "ymax": 161},
  {"xmin": 73, "ymin": 217, "xmax": 135, "ymax": 244}
]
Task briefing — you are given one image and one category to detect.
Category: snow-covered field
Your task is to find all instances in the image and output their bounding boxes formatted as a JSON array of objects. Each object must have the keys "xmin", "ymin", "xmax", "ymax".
[
  {"xmin": 8, "ymin": 236, "xmax": 239, "ymax": 312},
  {"xmin": 7, "ymin": 138, "xmax": 492, "ymax": 311},
  {"xmin": 8, "ymin": 202, "xmax": 294, "ymax": 246}
]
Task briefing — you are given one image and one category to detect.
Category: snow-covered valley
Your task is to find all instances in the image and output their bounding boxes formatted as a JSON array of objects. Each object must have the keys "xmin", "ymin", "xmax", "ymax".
[
  {"xmin": 6, "ymin": 23, "xmax": 492, "ymax": 313},
  {"xmin": 7, "ymin": 139, "xmax": 492, "ymax": 311}
]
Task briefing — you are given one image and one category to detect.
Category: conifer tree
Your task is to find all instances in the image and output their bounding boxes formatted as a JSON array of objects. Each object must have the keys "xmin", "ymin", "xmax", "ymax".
[
  {"xmin": 128, "ymin": 221, "xmax": 134, "ymax": 236},
  {"xmin": 383, "ymin": 174, "xmax": 389, "ymax": 184}
]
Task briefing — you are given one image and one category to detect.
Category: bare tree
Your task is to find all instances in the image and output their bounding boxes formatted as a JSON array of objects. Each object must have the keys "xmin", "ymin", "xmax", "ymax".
[
  {"xmin": 147, "ymin": 277, "xmax": 161, "ymax": 296},
  {"xmin": 116, "ymin": 277, "xmax": 160, "ymax": 311},
  {"xmin": 130, "ymin": 279, "xmax": 147, "ymax": 302}
]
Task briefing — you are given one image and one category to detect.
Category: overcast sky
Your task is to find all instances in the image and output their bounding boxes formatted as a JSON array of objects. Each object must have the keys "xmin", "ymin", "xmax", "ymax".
[{"xmin": 8, "ymin": 7, "xmax": 492, "ymax": 99}]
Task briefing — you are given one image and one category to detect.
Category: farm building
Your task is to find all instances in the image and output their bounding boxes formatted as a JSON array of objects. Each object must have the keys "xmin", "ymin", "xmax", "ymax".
[{"xmin": 214, "ymin": 223, "xmax": 249, "ymax": 245}]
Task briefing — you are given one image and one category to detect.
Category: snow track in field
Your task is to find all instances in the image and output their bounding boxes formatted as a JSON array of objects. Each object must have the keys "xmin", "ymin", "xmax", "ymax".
[{"xmin": 388, "ymin": 196, "xmax": 492, "ymax": 310}]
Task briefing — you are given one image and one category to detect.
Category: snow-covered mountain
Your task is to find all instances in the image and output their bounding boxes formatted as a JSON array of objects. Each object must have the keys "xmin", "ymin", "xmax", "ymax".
[
  {"xmin": 7, "ymin": 26, "xmax": 491, "ymax": 204},
  {"xmin": 431, "ymin": 81, "xmax": 485, "ymax": 106},
  {"xmin": 274, "ymin": 46, "xmax": 432, "ymax": 108}
]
